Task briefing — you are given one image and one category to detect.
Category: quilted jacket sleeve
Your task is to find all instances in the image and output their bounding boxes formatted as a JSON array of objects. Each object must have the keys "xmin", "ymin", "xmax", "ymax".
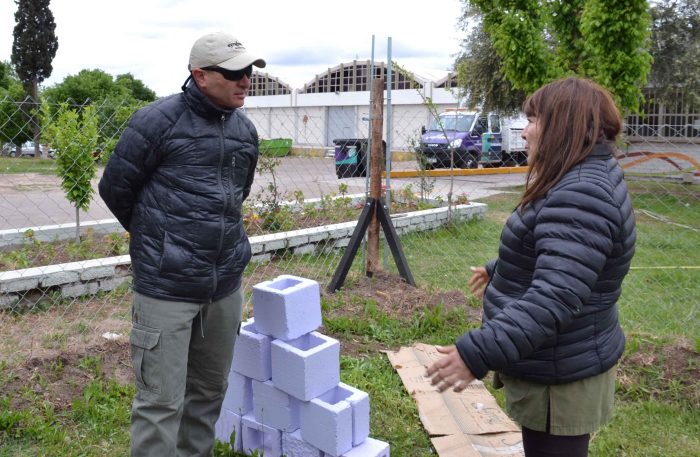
[
  {"xmin": 98, "ymin": 107, "xmax": 165, "ymax": 231},
  {"xmin": 456, "ymin": 179, "xmax": 623, "ymax": 379},
  {"xmin": 239, "ymin": 112, "xmax": 259, "ymax": 202}
]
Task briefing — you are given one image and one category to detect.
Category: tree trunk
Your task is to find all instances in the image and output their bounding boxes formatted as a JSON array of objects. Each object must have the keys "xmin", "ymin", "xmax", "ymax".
[
  {"xmin": 30, "ymin": 79, "xmax": 42, "ymax": 159},
  {"xmin": 75, "ymin": 207, "xmax": 80, "ymax": 244},
  {"xmin": 366, "ymin": 77, "xmax": 385, "ymax": 276}
]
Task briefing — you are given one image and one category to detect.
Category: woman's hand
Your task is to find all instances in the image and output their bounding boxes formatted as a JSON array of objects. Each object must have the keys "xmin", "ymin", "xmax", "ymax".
[
  {"xmin": 425, "ymin": 345, "xmax": 476, "ymax": 392},
  {"xmin": 468, "ymin": 266, "xmax": 489, "ymax": 299}
]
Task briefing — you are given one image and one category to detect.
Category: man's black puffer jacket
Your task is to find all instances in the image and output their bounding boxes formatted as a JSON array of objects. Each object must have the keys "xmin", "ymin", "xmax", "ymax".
[
  {"xmin": 99, "ymin": 82, "xmax": 258, "ymax": 303},
  {"xmin": 456, "ymin": 144, "xmax": 636, "ymax": 384}
]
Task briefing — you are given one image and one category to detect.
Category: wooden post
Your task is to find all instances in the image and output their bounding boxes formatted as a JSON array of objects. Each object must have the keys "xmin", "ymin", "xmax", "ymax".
[{"xmin": 367, "ymin": 77, "xmax": 384, "ymax": 276}]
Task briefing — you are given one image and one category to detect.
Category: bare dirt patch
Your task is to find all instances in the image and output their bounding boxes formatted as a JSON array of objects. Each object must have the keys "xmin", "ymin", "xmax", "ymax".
[
  {"xmin": 619, "ymin": 339, "xmax": 700, "ymax": 406},
  {"xmin": 326, "ymin": 270, "xmax": 480, "ymax": 322},
  {"xmin": 3, "ymin": 340, "xmax": 131, "ymax": 413}
]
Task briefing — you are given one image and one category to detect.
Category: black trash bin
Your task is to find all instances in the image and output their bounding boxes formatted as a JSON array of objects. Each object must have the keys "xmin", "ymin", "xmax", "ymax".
[{"xmin": 333, "ymin": 138, "xmax": 386, "ymax": 179}]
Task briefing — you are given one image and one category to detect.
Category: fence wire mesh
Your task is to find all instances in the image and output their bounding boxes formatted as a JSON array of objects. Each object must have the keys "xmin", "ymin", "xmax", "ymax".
[{"xmin": 0, "ymin": 93, "xmax": 698, "ymax": 363}]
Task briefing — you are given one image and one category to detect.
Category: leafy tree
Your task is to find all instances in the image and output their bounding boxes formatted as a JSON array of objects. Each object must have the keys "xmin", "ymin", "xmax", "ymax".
[
  {"xmin": 42, "ymin": 69, "xmax": 117, "ymax": 105},
  {"xmin": 454, "ymin": 19, "xmax": 527, "ymax": 114},
  {"xmin": 647, "ymin": 0, "xmax": 700, "ymax": 106},
  {"xmin": 11, "ymin": 0, "xmax": 59, "ymax": 157},
  {"xmin": 0, "ymin": 61, "xmax": 11, "ymax": 90},
  {"xmin": 462, "ymin": 0, "xmax": 652, "ymax": 113},
  {"xmin": 0, "ymin": 63, "xmax": 33, "ymax": 152},
  {"xmin": 42, "ymin": 69, "xmax": 157, "ymax": 105},
  {"xmin": 42, "ymin": 69, "xmax": 151, "ymax": 162},
  {"xmin": 42, "ymin": 104, "xmax": 98, "ymax": 242},
  {"xmin": 115, "ymin": 73, "xmax": 157, "ymax": 102}
]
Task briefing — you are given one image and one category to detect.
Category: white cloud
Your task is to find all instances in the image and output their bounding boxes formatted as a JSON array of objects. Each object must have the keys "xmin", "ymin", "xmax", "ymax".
[{"xmin": 0, "ymin": 0, "xmax": 464, "ymax": 97}]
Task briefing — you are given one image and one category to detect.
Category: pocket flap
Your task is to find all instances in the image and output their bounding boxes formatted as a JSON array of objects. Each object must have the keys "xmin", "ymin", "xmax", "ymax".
[{"xmin": 130, "ymin": 326, "xmax": 160, "ymax": 350}]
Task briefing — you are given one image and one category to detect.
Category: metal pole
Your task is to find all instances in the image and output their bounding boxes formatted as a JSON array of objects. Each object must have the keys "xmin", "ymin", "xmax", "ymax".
[
  {"xmin": 367, "ymin": 35, "xmax": 375, "ymax": 198},
  {"xmin": 362, "ymin": 35, "xmax": 376, "ymax": 268},
  {"xmin": 383, "ymin": 37, "xmax": 393, "ymax": 269}
]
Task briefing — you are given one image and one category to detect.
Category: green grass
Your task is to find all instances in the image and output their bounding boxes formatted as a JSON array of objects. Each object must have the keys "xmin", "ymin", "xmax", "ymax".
[
  {"xmin": 0, "ymin": 378, "xmax": 133, "ymax": 456},
  {"xmin": 1, "ymin": 182, "xmax": 698, "ymax": 456},
  {"xmin": 592, "ymin": 401, "xmax": 700, "ymax": 456},
  {"xmin": 0, "ymin": 157, "xmax": 58, "ymax": 174}
]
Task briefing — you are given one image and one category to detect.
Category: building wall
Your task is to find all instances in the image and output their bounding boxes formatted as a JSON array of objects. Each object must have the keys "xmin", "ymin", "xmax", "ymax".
[{"xmin": 244, "ymin": 86, "xmax": 460, "ymax": 150}]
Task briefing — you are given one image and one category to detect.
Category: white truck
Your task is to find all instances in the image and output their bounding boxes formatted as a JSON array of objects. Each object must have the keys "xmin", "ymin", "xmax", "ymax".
[
  {"xmin": 479, "ymin": 113, "xmax": 528, "ymax": 167},
  {"xmin": 501, "ymin": 114, "xmax": 528, "ymax": 166}
]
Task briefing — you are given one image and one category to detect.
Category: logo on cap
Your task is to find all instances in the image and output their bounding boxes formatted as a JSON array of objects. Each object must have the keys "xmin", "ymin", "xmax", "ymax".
[{"xmin": 228, "ymin": 41, "xmax": 243, "ymax": 49}]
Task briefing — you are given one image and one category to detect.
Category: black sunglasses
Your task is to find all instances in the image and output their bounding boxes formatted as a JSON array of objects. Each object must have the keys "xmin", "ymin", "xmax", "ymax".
[{"xmin": 202, "ymin": 65, "xmax": 253, "ymax": 81}]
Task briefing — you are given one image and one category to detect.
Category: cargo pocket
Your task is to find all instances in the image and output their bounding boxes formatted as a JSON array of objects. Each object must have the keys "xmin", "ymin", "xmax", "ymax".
[{"xmin": 130, "ymin": 324, "xmax": 161, "ymax": 394}]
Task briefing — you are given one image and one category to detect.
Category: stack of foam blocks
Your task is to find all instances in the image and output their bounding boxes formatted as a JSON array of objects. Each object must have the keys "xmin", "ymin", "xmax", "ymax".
[{"xmin": 214, "ymin": 274, "xmax": 390, "ymax": 456}]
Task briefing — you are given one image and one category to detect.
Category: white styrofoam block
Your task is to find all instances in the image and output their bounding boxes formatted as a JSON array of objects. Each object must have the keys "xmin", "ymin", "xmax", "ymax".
[
  {"xmin": 252, "ymin": 379, "xmax": 300, "ymax": 431},
  {"xmin": 241, "ymin": 413, "xmax": 283, "ymax": 457},
  {"xmin": 231, "ymin": 318, "xmax": 272, "ymax": 381},
  {"xmin": 214, "ymin": 409, "xmax": 242, "ymax": 452},
  {"xmin": 282, "ymin": 429, "xmax": 323, "ymax": 457},
  {"xmin": 222, "ymin": 370, "xmax": 253, "ymax": 415},
  {"xmin": 336, "ymin": 382, "xmax": 370, "ymax": 446},
  {"xmin": 252, "ymin": 275, "xmax": 321, "ymax": 340},
  {"xmin": 300, "ymin": 384, "xmax": 356, "ymax": 456},
  {"xmin": 271, "ymin": 331, "xmax": 340, "ymax": 401},
  {"xmin": 340, "ymin": 437, "xmax": 390, "ymax": 457}
]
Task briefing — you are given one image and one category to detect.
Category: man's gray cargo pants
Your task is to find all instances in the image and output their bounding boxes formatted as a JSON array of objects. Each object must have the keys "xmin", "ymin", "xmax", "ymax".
[{"xmin": 129, "ymin": 287, "xmax": 243, "ymax": 457}]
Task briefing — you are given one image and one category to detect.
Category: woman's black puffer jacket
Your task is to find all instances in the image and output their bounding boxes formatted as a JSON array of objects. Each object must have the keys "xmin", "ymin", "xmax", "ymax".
[
  {"xmin": 99, "ymin": 82, "xmax": 258, "ymax": 303},
  {"xmin": 456, "ymin": 144, "xmax": 636, "ymax": 384}
]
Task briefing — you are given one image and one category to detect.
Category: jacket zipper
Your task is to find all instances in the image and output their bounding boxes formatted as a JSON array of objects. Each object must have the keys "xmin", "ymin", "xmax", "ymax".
[{"xmin": 212, "ymin": 114, "xmax": 227, "ymax": 301}]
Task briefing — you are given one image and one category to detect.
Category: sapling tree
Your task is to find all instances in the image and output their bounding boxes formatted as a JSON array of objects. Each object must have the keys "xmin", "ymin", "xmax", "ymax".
[{"xmin": 43, "ymin": 103, "xmax": 98, "ymax": 242}]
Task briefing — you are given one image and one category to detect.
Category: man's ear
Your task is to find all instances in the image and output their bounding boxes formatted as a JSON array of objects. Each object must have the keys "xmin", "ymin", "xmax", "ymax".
[{"xmin": 191, "ymin": 69, "xmax": 206, "ymax": 87}]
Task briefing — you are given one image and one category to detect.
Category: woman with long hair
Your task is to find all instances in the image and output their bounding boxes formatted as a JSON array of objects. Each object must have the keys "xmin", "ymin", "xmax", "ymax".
[{"xmin": 427, "ymin": 77, "xmax": 636, "ymax": 456}]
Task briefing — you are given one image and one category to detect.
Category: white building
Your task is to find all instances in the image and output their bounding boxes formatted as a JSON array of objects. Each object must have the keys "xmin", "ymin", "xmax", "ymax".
[{"xmin": 244, "ymin": 60, "xmax": 461, "ymax": 152}]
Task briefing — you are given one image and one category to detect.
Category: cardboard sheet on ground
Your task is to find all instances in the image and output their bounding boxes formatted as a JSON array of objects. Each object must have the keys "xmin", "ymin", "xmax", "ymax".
[{"xmin": 386, "ymin": 343, "xmax": 524, "ymax": 457}]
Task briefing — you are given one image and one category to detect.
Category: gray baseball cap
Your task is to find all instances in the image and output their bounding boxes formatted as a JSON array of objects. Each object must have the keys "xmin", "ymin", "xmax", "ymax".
[{"xmin": 188, "ymin": 32, "xmax": 266, "ymax": 71}]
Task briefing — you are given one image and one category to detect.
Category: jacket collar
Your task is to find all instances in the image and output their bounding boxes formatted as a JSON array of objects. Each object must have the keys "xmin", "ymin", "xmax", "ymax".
[
  {"xmin": 182, "ymin": 78, "xmax": 235, "ymax": 120},
  {"xmin": 590, "ymin": 142, "xmax": 614, "ymax": 159}
]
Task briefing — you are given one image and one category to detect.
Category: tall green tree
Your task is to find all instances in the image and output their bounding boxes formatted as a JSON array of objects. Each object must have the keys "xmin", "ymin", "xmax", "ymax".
[
  {"xmin": 647, "ymin": 0, "xmax": 700, "ymax": 107},
  {"xmin": 454, "ymin": 19, "xmax": 527, "ymax": 114},
  {"xmin": 11, "ymin": 0, "xmax": 59, "ymax": 157},
  {"xmin": 461, "ymin": 0, "xmax": 653, "ymax": 113}
]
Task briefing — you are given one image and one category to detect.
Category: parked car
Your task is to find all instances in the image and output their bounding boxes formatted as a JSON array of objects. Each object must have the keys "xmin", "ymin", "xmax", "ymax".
[
  {"xmin": 418, "ymin": 109, "xmax": 502, "ymax": 169},
  {"xmin": 6, "ymin": 142, "xmax": 56, "ymax": 158}
]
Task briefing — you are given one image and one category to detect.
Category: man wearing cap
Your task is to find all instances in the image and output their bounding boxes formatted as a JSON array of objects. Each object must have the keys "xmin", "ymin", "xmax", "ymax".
[{"xmin": 99, "ymin": 32, "xmax": 265, "ymax": 456}]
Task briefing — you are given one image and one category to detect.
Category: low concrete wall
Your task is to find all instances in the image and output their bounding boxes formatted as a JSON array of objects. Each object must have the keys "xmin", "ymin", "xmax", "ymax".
[
  {"xmin": 0, "ymin": 203, "xmax": 486, "ymax": 309},
  {"xmin": 0, "ymin": 195, "xmax": 368, "ymax": 249}
]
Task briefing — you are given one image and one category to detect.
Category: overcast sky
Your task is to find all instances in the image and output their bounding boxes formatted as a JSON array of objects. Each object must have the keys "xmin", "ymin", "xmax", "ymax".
[{"xmin": 0, "ymin": 0, "xmax": 465, "ymax": 97}]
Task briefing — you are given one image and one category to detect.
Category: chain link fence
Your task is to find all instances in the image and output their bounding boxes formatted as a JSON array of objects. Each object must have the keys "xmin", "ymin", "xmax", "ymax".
[{"xmin": 1, "ymin": 89, "xmax": 698, "ymax": 362}]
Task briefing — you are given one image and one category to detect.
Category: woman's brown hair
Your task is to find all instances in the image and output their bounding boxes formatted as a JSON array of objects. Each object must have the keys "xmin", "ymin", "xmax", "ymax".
[{"xmin": 519, "ymin": 77, "xmax": 621, "ymax": 209}]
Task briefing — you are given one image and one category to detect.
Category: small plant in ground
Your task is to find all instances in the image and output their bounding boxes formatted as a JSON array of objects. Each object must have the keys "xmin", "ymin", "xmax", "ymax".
[
  {"xmin": 78, "ymin": 355, "xmax": 103, "ymax": 379},
  {"xmin": 293, "ymin": 189, "xmax": 305, "ymax": 207},
  {"xmin": 255, "ymin": 152, "xmax": 294, "ymax": 232},
  {"xmin": 0, "ymin": 229, "xmax": 130, "ymax": 270},
  {"xmin": 454, "ymin": 193, "xmax": 469, "ymax": 204},
  {"xmin": 41, "ymin": 331, "xmax": 68, "ymax": 351},
  {"xmin": 398, "ymin": 184, "xmax": 417, "ymax": 206}
]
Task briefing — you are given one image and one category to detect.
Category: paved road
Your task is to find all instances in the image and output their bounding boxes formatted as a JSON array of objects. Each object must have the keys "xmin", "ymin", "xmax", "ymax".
[
  {"xmin": 3, "ymin": 139, "xmax": 699, "ymax": 231},
  {"xmin": 0, "ymin": 157, "xmax": 527, "ymax": 230}
]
